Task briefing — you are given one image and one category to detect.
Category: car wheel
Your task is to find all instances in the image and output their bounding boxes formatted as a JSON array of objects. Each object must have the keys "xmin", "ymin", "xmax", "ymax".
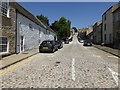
[
  {"xmin": 52, "ymin": 48, "xmax": 55, "ymax": 53},
  {"xmin": 39, "ymin": 50, "xmax": 42, "ymax": 53},
  {"xmin": 57, "ymin": 47, "xmax": 58, "ymax": 51},
  {"xmin": 58, "ymin": 46, "xmax": 60, "ymax": 49}
]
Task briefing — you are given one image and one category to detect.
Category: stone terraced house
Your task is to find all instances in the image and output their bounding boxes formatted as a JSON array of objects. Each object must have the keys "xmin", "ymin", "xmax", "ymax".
[
  {"xmin": 0, "ymin": 1, "xmax": 56, "ymax": 56},
  {"xmin": 102, "ymin": 2, "xmax": 120, "ymax": 48},
  {"xmin": 112, "ymin": 2, "xmax": 120, "ymax": 49},
  {"xmin": 102, "ymin": 6, "xmax": 113, "ymax": 46},
  {"xmin": 93, "ymin": 21, "xmax": 102, "ymax": 44}
]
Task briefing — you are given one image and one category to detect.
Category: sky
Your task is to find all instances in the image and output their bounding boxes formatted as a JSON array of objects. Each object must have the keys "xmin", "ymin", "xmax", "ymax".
[{"xmin": 18, "ymin": 2, "xmax": 117, "ymax": 29}]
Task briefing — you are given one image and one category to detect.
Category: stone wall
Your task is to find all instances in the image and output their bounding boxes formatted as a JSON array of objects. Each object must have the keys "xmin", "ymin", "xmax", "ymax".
[
  {"xmin": 113, "ymin": 8, "xmax": 120, "ymax": 49},
  {"xmin": 102, "ymin": 8, "xmax": 113, "ymax": 45},
  {"xmin": 1, "ymin": 2, "xmax": 16, "ymax": 55}
]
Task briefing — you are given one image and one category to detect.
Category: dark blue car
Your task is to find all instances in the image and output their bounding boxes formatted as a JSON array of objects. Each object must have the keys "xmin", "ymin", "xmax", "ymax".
[{"xmin": 83, "ymin": 39, "xmax": 92, "ymax": 46}]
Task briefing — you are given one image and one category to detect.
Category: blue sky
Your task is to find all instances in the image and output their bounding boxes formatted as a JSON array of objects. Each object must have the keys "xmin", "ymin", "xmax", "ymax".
[{"xmin": 18, "ymin": 2, "xmax": 116, "ymax": 29}]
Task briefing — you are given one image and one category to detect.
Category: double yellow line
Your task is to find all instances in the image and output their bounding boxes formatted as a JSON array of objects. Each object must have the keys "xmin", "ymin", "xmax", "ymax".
[
  {"xmin": 108, "ymin": 55, "xmax": 119, "ymax": 59},
  {"xmin": 0, "ymin": 56, "xmax": 35, "ymax": 76}
]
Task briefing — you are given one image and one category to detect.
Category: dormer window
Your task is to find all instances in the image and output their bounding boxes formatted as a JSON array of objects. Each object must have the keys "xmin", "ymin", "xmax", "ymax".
[{"xmin": 0, "ymin": 0, "xmax": 9, "ymax": 17}]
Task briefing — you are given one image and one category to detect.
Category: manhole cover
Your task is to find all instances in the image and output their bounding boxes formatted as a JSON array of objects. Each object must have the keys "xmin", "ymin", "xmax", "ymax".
[{"xmin": 55, "ymin": 61, "xmax": 61, "ymax": 67}]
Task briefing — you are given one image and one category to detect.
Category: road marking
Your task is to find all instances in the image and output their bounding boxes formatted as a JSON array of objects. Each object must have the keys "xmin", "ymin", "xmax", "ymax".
[
  {"xmin": 108, "ymin": 68, "xmax": 119, "ymax": 86},
  {"xmin": 108, "ymin": 56, "xmax": 119, "ymax": 59},
  {"xmin": 72, "ymin": 58, "xmax": 75, "ymax": 81},
  {"xmin": 0, "ymin": 56, "xmax": 34, "ymax": 77}
]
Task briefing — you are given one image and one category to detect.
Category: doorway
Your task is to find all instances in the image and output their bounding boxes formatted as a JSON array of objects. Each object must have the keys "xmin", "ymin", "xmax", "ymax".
[{"xmin": 20, "ymin": 36, "xmax": 24, "ymax": 52}]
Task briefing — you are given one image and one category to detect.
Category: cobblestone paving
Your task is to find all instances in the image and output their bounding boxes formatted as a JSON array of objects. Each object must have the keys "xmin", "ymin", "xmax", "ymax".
[{"xmin": 1, "ymin": 36, "xmax": 119, "ymax": 88}]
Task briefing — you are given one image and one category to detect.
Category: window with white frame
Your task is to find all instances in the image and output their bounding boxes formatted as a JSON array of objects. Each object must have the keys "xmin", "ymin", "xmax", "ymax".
[
  {"xmin": 0, "ymin": 37, "xmax": 8, "ymax": 53},
  {"xmin": 0, "ymin": 0, "xmax": 9, "ymax": 17}
]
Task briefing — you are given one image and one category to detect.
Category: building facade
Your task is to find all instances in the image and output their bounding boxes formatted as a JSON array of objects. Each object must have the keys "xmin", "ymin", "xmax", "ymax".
[
  {"xmin": 102, "ymin": 2, "xmax": 120, "ymax": 48},
  {"xmin": 86, "ymin": 26, "xmax": 93, "ymax": 40},
  {"xmin": 0, "ymin": 1, "xmax": 56, "ymax": 55},
  {"xmin": 93, "ymin": 21, "xmax": 102, "ymax": 44},
  {"xmin": 112, "ymin": 3, "xmax": 120, "ymax": 49},
  {"xmin": 70, "ymin": 29, "xmax": 75, "ymax": 38},
  {"xmin": 0, "ymin": 2, "xmax": 16, "ymax": 55},
  {"xmin": 102, "ymin": 7, "xmax": 113, "ymax": 46}
]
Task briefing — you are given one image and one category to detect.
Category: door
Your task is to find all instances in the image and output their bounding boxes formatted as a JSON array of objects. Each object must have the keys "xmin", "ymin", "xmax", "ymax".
[
  {"xmin": 20, "ymin": 36, "xmax": 24, "ymax": 52},
  {"xmin": 109, "ymin": 34, "xmax": 111, "ymax": 44}
]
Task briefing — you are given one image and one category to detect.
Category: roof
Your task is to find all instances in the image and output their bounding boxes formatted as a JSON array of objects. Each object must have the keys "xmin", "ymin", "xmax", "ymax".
[
  {"xmin": 102, "ymin": 2, "xmax": 120, "ymax": 16},
  {"xmin": 112, "ymin": 2, "xmax": 120, "ymax": 13},
  {"xmin": 11, "ymin": 2, "xmax": 46, "ymax": 29},
  {"xmin": 9, "ymin": 2, "xmax": 56, "ymax": 35},
  {"xmin": 102, "ymin": 6, "xmax": 112, "ymax": 16},
  {"xmin": 93, "ymin": 21, "xmax": 102, "ymax": 27}
]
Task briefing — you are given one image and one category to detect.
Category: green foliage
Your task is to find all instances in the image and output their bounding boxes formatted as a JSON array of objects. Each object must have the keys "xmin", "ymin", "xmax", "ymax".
[
  {"xmin": 50, "ymin": 17, "xmax": 71, "ymax": 40},
  {"xmin": 36, "ymin": 14, "xmax": 49, "ymax": 26},
  {"xmin": 72, "ymin": 27, "xmax": 78, "ymax": 32}
]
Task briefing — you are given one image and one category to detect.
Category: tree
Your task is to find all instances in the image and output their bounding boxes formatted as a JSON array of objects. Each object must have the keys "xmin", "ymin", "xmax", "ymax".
[
  {"xmin": 50, "ymin": 17, "xmax": 71, "ymax": 40},
  {"xmin": 72, "ymin": 27, "xmax": 78, "ymax": 32},
  {"xmin": 36, "ymin": 14, "xmax": 49, "ymax": 26}
]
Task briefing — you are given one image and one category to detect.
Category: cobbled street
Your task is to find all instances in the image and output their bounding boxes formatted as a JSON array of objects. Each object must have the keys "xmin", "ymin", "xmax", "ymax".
[{"xmin": 1, "ymin": 35, "xmax": 119, "ymax": 88}]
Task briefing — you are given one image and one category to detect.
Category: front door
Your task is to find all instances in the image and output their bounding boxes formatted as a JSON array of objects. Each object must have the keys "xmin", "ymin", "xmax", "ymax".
[{"xmin": 20, "ymin": 36, "xmax": 24, "ymax": 52}]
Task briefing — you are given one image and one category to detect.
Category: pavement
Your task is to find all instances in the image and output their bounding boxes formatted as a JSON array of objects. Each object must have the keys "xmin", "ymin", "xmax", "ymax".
[
  {"xmin": 93, "ymin": 44, "xmax": 120, "ymax": 58},
  {"xmin": 0, "ymin": 48, "xmax": 39, "ymax": 70},
  {"xmin": 0, "ymin": 35, "xmax": 119, "ymax": 89}
]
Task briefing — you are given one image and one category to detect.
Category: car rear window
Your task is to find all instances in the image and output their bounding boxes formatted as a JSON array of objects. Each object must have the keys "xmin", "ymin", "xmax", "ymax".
[{"xmin": 85, "ymin": 39, "xmax": 91, "ymax": 43}]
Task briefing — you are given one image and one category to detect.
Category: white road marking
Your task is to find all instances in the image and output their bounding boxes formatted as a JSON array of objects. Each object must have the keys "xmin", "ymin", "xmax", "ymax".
[
  {"xmin": 108, "ymin": 68, "xmax": 119, "ymax": 86},
  {"xmin": 72, "ymin": 58, "xmax": 75, "ymax": 81}
]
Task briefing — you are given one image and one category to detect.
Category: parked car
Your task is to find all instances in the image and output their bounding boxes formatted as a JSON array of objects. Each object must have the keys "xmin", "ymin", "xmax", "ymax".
[
  {"xmin": 69, "ymin": 37, "xmax": 73, "ymax": 42},
  {"xmin": 80, "ymin": 40, "xmax": 84, "ymax": 43},
  {"xmin": 83, "ymin": 39, "xmax": 92, "ymax": 46},
  {"xmin": 64, "ymin": 39, "xmax": 69, "ymax": 44},
  {"xmin": 55, "ymin": 40, "xmax": 63, "ymax": 49},
  {"xmin": 39, "ymin": 40, "xmax": 58, "ymax": 53}
]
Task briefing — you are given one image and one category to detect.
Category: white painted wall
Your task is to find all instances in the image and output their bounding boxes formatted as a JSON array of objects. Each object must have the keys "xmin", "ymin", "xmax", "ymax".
[{"xmin": 16, "ymin": 12, "xmax": 55, "ymax": 53}]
